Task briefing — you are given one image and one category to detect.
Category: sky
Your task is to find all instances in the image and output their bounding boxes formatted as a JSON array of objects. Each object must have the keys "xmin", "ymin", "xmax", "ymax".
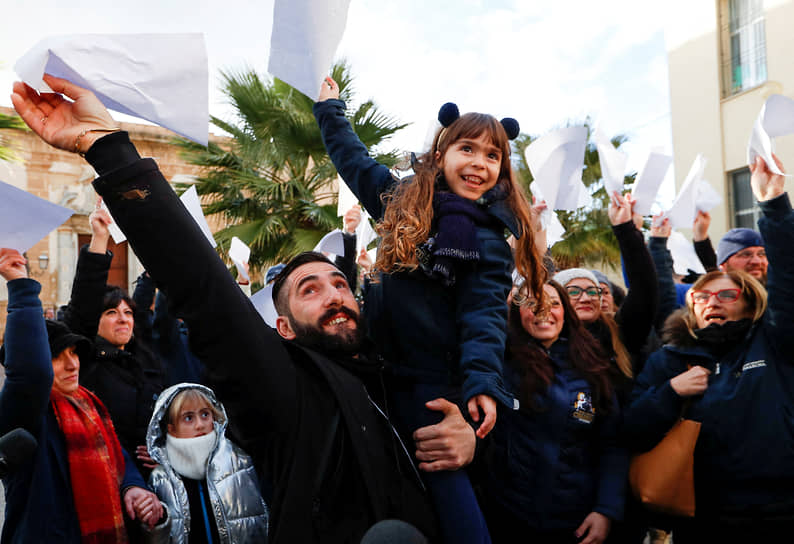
[{"xmin": 0, "ymin": 0, "xmax": 676, "ymax": 201}]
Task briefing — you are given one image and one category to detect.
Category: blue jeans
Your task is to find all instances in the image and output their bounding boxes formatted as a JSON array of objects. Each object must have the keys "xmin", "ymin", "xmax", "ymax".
[{"xmin": 387, "ymin": 380, "xmax": 492, "ymax": 544}]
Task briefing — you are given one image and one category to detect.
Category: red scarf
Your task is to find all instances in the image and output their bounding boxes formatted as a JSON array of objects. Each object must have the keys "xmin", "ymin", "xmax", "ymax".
[{"xmin": 50, "ymin": 386, "xmax": 128, "ymax": 543}]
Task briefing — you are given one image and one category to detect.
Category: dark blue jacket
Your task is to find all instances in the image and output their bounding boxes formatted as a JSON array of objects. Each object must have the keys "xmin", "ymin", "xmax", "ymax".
[
  {"xmin": 314, "ymin": 99, "xmax": 516, "ymax": 408},
  {"xmin": 480, "ymin": 339, "xmax": 628, "ymax": 529},
  {"xmin": 624, "ymin": 193, "xmax": 794, "ymax": 516},
  {"xmin": 132, "ymin": 271, "xmax": 205, "ymax": 385},
  {"xmin": 0, "ymin": 279, "xmax": 145, "ymax": 543}
]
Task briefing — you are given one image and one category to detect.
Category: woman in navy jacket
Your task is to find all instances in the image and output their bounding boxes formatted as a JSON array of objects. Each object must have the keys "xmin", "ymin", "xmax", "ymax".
[
  {"xmin": 0, "ymin": 248, "xmax": 160, "ymax": 543},
  {"xmin": 477, "ymin": 280, "xmax": 627, "ymax": 544},
  {"xmin": 623, "ymin": 155, "xmax": 794, "ymax": 542}
]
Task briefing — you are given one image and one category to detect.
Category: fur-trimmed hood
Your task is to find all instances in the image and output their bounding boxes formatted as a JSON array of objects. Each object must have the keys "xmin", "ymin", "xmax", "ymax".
[{"xmin": 660, "ymin": 307, "xmax": 697, "ymax": 348}]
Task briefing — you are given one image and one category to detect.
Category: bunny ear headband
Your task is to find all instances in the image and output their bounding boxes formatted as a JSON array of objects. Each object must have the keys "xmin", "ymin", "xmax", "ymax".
[{"xmin": 436, "ymin": 102, "xmax": 520, "ymax": 150}]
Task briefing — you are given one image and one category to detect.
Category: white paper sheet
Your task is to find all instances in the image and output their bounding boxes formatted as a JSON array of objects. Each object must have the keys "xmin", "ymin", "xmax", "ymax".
[
  {"xmin": 229, "ymin": 236, "xmax": 251, "ymax": 282},
  {"xmin": 250, "ymin": 284, "xmax": 279, "ymax": 328},
  {"xmin": 747, "ymin": 94, "xmax": 794, "ymax": 176},
  {"xmin": 668, "ymin": 230, "xmax": 706, "ymax": 276},
  {"xmin": 337, "ymin": 177, "xmax": 359, "ymax": 217},
  {"xmin": 0, "ymin": 179, "xmax": 74, "ymax": 253},
  {"xmin": 180, "ymin": 186, "xmax": 217, "ymax": 248},
  {"xmin": 542, "ymin": 208, "xmax": 567, "ymax": 248},
  {"xmin": 664, "ymin": 154, "xmax": 707, "ymax": 229},
  {"xmin": 15, "ymin": 34, "xmax": 208, "ymax": 145},
  {"xmin": 524, "ymin": 127, "xmax": 588, "ymax": 211},
  {"xmin": 366, "ymin": 247, "xmax": 377, "ymax": 268},
  {"xmin": 268, "ymin": 0, "xmax": 351, "ymax": 100},
  {"xmin": 314, "ymin": 229, "xmax": 345, "ymax": 256},
  {"xmin": 695, "ymin": 179, "xmax": 722, "ymax": 213},
  {"xmin": 631, "ymin": 150, "xmax": 673, "ymax": 216},
  {"xmin": 100, "ymin": 199, "xmax": 126, "ymax": 244},
  {"xmin": 593, "ymin": 129, "xmax": 627, "ymax": 197},
  {"xmin": 355, "ymin": 209, "xmax": 379, "ymax": 255}
]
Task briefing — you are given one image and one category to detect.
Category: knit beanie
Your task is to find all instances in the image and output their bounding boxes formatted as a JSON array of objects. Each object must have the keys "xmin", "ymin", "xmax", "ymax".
[
  {"xmin": 552, "ymin": 268, "xmax": 599, "ymax": 288},
  {"xmin": 716, "ymin": 228, "xmax": 764, "ymax": 265},
  {"xmin": 590, "ymin": 270, "xmax": 610, "ymax": 286}
]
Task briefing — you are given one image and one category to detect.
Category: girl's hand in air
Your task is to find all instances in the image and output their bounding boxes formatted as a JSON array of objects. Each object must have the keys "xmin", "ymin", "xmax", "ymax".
[{"xmin": 318, "ymin": 76, "xmax": 340, "ymax": 102}]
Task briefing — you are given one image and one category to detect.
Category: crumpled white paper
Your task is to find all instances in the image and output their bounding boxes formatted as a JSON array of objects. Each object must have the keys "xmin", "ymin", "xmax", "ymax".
[
  {"xmin": 250, "ymin": 284, "xmax": 278, "ymax": 328},
  {"xmin": 631, "ymin": 149, "xmax": 673, "ymax": 216},
  {"xmin": 747, "ymin": 94, "xmax": 794, "ymax": 176},
  {"xmin": 529, "ymin": 181, "xmax": 567, "ymax": 248},
  {"xmin": 524, "ymin": 127, "xmax": 588, "ymax": 211},
  {"xmin": 593, "ymin": 129, "xmax": 627, "ymax": 198},
  {"xmin": 664, "ymin": 154, "xmax": 707, "ymax": 229},
  {"xmin": 15, "ymin": 33, "xmax": 209, "ymax": 145},
  {"xmin": 668, "ymin": 230, "xmax": 706, "ymax": 276},
  {"xmin": 229, "ymin": 236, "xmax": 251, "ymax": 282}
]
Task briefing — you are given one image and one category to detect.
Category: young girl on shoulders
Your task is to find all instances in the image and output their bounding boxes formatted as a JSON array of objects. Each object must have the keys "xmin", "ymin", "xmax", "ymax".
[{"xmin": 314, "ymin": 77, "xmax": 545, "ymax": 544}]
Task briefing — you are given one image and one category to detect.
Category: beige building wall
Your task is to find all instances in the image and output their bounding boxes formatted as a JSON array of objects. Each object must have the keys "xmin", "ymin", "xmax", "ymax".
[{"xmin": 665, "ymin": 0, "xmax": 794, "ymax": 239}]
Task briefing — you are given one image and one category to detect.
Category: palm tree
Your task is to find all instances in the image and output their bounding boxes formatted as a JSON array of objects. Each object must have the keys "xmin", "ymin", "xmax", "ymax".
[
  {"xmin": 0, "ymin": 111, "xmax": 27, "ymax": 161},
  {"xmin": 513, "ymin": 121, "xmax": 636, "ymax": 270},
  {"xmin": 177, "ymin": 60, "xmax": 408, "ymax": 273}
]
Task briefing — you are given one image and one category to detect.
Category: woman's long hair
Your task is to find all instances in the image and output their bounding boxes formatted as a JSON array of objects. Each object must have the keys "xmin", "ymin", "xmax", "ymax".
[
  {"xmin": 595, "ymin": 312, "xmax": 633, "ymax": 379},
  {"xmin": 507, "ymin": 280, "xmax": 614, "ymax": 413},
  {"xmin": 374, "ymin": 112, "xmax": 546, "ymax": 301}
]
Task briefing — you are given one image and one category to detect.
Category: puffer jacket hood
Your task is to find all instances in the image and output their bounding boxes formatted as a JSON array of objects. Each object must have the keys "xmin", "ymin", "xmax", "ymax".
[
  {"xmin": 143, "ymin": 382, "xmax": 269, "ymax": 543},
  {"xmin": 146, "ymin": 382, "xmax": 227, "ymax": 465}
]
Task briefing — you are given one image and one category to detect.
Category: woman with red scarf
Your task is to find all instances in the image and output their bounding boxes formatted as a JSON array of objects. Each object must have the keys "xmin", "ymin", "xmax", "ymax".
[{"xmin": 0, "ymin": 248, "xmax": 162, "ymax": 543}]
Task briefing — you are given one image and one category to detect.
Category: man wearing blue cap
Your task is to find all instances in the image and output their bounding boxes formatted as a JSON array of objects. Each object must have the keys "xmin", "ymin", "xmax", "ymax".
[{"xmin": 716, "ymin": 228, "xmax": 768, "ymax": 285}]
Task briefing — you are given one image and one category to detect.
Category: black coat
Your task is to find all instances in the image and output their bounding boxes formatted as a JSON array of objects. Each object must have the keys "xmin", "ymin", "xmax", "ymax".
[
  {"xmin": 63, "ymin": 246, "xmax": 166, "ymax": 475},
  {"xmin": 87, "ymin": 132, "xmax": 439, "ymax": 544}
]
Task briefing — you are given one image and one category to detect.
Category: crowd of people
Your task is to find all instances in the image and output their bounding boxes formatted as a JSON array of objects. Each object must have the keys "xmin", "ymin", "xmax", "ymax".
[{"xmin": 1, "ymin": 71, "xmax": 793, "ymax": 544}]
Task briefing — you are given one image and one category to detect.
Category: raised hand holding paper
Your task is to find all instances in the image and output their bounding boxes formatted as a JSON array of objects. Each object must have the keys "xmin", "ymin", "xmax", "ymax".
[
  {"xmin": 15, "ymin": 33, "xmax": 208, "ymax": 145},
  {"xmin": 529, "ymin": 182, "xmax": 566, "ymax": 247}
]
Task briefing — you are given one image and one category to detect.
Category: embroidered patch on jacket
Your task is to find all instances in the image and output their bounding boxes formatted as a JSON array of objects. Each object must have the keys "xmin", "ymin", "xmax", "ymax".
[
  {"xmin": 571, "ymin": 392, "xmax": 595, "ymax": 423},
  {"xmin": 741, "ymin": 360, "xmax": 766, "ymax": 372}
]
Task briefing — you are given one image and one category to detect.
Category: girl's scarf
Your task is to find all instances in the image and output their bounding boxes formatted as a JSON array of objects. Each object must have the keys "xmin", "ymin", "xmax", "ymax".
[
  {"xmin": 417, "ymin": 191, "xmax": 496, "ymax": 286},
  {"xmin": 50, "ymin": 386, "xmax": 127, "ymax": 544},
  {"xmin": 165, "ymin": 430, "xmax": 217, "ymax": 480}
]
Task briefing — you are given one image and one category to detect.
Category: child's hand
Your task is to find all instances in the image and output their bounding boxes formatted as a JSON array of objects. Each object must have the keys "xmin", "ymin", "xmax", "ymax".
[
  {"xmin": 136, "ymin": 444, "xmax": 158, "ymax": 469},
  {"xmin": 467, "ymin": 394, "xmax": 497, "ymax": 439},
  {"xmin": 318, "ymin": 76, "xmax": 340, "ymax": 102},
  {"xmin": 123, "ymin": 486, "xmax": 163, "ymax": 528}
]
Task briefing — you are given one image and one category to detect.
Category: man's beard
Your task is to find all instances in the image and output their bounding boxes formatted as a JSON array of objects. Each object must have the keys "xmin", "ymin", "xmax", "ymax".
[{"xmin": 290, "ymin": 306, "xmax": 363, "ymax": 357}]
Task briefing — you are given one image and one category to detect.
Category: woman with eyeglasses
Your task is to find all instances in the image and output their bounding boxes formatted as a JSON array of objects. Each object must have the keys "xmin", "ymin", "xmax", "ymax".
[
  {"xmin": 550, "ymin": 193, "xmax": 658, "ymax": 408},
  {"xmin": 476, "ymin": 280, "xmax": 627, "ymax": 544},
  {"xmin": 624, "ymin": 155, "xmax": 794, "ymax": 542}
]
